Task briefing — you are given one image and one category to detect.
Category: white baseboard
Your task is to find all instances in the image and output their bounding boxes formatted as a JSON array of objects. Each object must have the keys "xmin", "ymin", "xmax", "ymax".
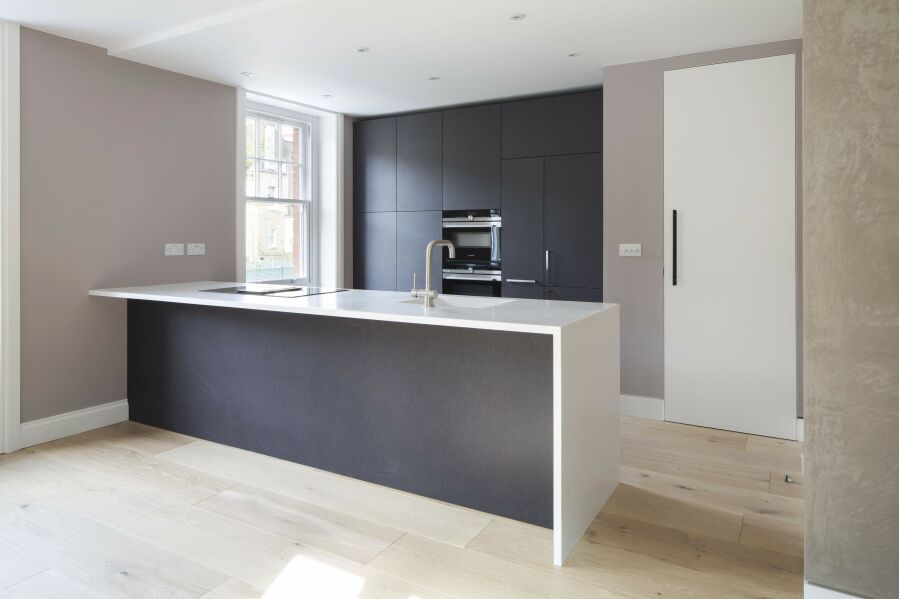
[
  {"xmin": 620, "ymin": 394, "xmax": 664, "ymax": 421},
  {"xmin": 796, "ymin": 418, "xmax": 804, "ymax": 442},
  {"xmin": 804, "ymin": 583, "xmax": 861, "ymax": 598},
  {"xmin": 18, "ymin": 399, "xmax": 128, "ymax": 449}
]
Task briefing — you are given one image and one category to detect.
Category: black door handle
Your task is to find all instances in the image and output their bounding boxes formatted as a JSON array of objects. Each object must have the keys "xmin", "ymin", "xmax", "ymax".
[{"xmin": 672, "ymin": 210, "xmax": 678, "ymax": 286}]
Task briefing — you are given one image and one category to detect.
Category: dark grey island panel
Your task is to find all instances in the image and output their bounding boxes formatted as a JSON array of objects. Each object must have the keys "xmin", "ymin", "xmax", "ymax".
[
  {"xmin": 127, "ymin": 299, "xmax": 554, "ymax": 527},
  {"xmin": 92, "ymin": 280, "xmax": 620, "ymax": 566}
]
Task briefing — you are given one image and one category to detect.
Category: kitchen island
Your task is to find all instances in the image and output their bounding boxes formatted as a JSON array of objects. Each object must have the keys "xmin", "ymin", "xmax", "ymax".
[{"xmin": 89, "ymin": 282, "xmax": 620, "ymax": 565}]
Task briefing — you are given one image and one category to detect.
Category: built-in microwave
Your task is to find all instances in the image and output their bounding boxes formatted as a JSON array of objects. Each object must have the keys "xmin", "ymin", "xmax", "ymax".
[{"xmin": 441, "ymin": 209, "xmax": 501, "ymax": 268}]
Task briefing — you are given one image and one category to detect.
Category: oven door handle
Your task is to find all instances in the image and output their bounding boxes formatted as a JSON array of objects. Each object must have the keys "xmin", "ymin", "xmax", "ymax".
[
  {"xmin": 442, "ymin": 222, "xmax": 502, "ymax": 229},
  {"xmin": 442, "ymin": 274, "xmax": 502, "ymax": 282}
]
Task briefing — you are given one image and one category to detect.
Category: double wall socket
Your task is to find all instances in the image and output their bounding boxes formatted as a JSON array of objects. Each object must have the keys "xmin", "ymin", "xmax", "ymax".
[
  {"xmin": 619, "ymin": 243, "xmax": 642, "ymax": 257},
  {"xmin": 165, "ymin": 243, "xmax": 205, "ymax": 256}
]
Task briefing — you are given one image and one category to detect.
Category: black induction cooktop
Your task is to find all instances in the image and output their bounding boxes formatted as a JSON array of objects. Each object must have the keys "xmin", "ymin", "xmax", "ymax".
[{"xmin": 201, "ymin": 284, "xmax": 348, "ymax": 299}]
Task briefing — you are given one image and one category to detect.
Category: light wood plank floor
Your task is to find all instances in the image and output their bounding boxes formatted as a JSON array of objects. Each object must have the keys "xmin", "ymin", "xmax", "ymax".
[{"xmin": 0, "ymin": 416, "xmax": 803, "ymax": 598}]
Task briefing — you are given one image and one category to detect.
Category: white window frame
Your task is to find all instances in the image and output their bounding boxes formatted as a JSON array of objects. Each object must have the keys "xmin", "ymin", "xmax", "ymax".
[
  {"xmin": 0, "ymin": 20, "xmax": 20, "ymax": 454},
  {"xmin": 239, "ymin": 100, "xmax": 319, "ymax": 284}
]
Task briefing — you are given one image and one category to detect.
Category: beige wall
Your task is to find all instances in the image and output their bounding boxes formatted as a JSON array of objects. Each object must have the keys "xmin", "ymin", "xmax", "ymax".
[
  {"xmin": 20, "ymin": 29, "xmax": 237, "ymax": 422},
  {"xmin": 602, "ymin": 40, "xmax": 802, "ymax": 408},
  {"xmin": 803, "ymin": 1, "xmax": 899, "ymax": 597}
]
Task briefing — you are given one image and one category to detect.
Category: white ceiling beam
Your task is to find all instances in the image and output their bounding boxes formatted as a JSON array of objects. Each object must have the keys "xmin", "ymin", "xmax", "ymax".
[{"xmin": 107, "ymin": 0, "xmax": 303, "ymax": 55}]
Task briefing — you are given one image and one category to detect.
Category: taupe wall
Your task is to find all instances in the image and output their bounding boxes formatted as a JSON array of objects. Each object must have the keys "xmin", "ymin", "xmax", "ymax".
[
  {"xmin": 20, "ymin": 29, "xmax": 237, "ymax": 422},
  {"xmin": 602, "ymin": 40, "xmax": 802, "ymax": 408},
  {"xmin": 803, "ymin": 1, "xmax": 899, "ymax": 597}
]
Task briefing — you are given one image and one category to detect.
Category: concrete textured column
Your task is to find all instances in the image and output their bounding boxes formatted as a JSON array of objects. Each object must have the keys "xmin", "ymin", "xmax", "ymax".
[{"xmin": 803, "ymin": 1, "xmax": 899, "ymax": 597}]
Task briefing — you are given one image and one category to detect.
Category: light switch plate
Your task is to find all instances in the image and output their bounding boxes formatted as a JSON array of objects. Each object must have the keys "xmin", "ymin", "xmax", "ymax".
[
  {"xmin": 187, "ymin": 243, "xmax": 206, "ymax": 256},
  {"xmin": 164, "ymin": 243, "xmax": 185, "ymax": 256},
  {"xmin": 619, "ymin": 243, "xmax": 642, "ymax": 257}
]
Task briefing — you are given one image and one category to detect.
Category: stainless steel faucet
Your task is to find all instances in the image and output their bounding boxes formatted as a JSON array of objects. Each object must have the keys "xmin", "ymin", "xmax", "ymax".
[{"xmin": 411, "ymin": 239, "xmax": 456, "ymax": 307}]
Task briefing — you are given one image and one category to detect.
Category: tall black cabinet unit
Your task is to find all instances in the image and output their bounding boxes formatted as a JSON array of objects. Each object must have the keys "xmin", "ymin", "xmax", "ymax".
[
  {"xmin": 543, "ymin": 153, "xmax": 603, "ymax": 290},
  {"xmin": 397, "ymin": 112, "xmax": 442, "ymax": 212},
  {"xmin": 354, "ymin": 118, "xmax": 396, "ymax": 213},
  {"xmin": 396, "ymin": 112, "xmax": 443, "ymax": 292},
  {"xmin": 500, "ymin": 153, "xmax": 604, "ymax": 299},
  {"xmin": 354, "ymin": 112, "xmax": 443, "ymax": 291},
  {"xmin": 396, "ymin": 210, "xmax": 442, "ymax": 293},
  {"xmin": 353, "ymin": 212, "xmax": 397, "ymax": 291},
  {"xmin": 443, "ymin": 105, "xmax": 501, "ymax": 211},
  {"xmin": 502, "ymin": 91, "xmax": 603, "ymax": 158},
  {"xmin": 501, "ymin": 158, "xmax": 545, "ymax": 299},
  {"xmin": 500, "ymin": 91, "xmax": 603, "ymax": 300},
  {"xmin": 354, "ymin": 90, "xmax": 603, "ymax": 301}
]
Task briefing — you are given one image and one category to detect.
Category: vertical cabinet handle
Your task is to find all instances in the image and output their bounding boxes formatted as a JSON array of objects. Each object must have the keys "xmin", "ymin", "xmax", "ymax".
[
  {"xmin": 672, "ymin": 210, "xmax": 678, "ymax": 286},
  {"xmin": 544, "ymin": 250, "xmax": 551, "ymax": 285}
]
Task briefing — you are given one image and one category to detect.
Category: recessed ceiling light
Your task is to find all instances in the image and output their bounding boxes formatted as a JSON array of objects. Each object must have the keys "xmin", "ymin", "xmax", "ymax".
[
  {"xmin": 355, "ymin": 46, "xmax": 370, "ymax": 54},
  {"xmin": 322, "ymin": 94, "xmax": 333, "ymax": 99},
  {"xmin": 240, "ymin": 71, "xmax": 255, "ymax": 77},
  {"xmin": 428, "ymin": 76, "xmax": 441, "ymax": 81},
  {"xmin": 510, "ymin": 13, "xmax": 526, "ymax": 21},
  {"xmin": 565, "ymin": 52, "xmax": 581, "ymax": 58}
]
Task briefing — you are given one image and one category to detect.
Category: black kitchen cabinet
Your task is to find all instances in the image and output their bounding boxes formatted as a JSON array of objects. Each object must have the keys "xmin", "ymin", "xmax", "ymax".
[
  {"xmin": 354, "ymin": 118, "xmax": 396, "ymax": 213},
  {"xmin": 502, "ymin": 91, "xmax": 603, "ymax": 159},
  {"xmin": 443, "ymin": 105, "xmax": 501, "ymax": 210},
  {"xmin": 396, "ymin": 210, "xmax": 442, "ymax": 293},
  {"xmin": 544, "ymin": 153, "xmax": 603, "ymax": 289},
  {"xmin": 354, "ymin": 212, "xmax": 397, "ymax": 291},
  {"xmin": 503, "ymin": 281, "xmax": 545, "ymax": 299},
  {"xmin": 501, "ymin": 158, "xmax": 545, "ymax": 299},
  {"xmin": 397, "ymin": 112, "xmax": 442, "ymax": 212},
  {"xmin": 545, "ymin": 286, "xmax": 603, "ymax": 302},
  {"xmin": 353, "ymin": 91, "xmax": 603, "ymax": 298}
]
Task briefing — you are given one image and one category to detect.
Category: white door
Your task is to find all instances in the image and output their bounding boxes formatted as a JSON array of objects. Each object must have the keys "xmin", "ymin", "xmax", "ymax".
[{"xmin": 663, "ymin": 54, "xmax": 797, "ymax": 439}]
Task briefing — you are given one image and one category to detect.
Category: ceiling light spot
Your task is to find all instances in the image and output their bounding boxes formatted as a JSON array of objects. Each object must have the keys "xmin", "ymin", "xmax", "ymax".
[
  {"xmin": 240, "ymin": 71, "xmax": 255, "ymax": 77},
  {"xmin": 565, "ymin": 52, "xmax": 581, "ymax": 58},
  {"xmin": 510, "ymin": 13, "xmax": 526, "ymax": 21},
  {"xmin": 355, "ymin": 46, "xmax": 370, "ymax": 54}
]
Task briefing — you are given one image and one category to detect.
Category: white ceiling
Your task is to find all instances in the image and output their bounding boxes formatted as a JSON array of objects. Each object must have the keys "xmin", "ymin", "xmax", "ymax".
[{"xmin": 1, "ymin": 0, "xmax": 802, "ymax": 116}]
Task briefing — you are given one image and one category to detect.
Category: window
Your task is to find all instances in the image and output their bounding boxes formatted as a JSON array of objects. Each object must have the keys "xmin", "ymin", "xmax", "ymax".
[{"xmin": 244, "ymin": 111, "xmax": 312, "ymax": 282}]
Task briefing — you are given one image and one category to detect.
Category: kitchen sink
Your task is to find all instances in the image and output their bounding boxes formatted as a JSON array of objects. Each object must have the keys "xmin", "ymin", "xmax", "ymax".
[{"xmin": 398, "ymin": 295, "xmax": 514, "ymax": 309}]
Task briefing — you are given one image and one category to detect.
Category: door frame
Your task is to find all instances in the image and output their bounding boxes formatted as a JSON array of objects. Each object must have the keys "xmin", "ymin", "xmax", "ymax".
[{"xmin": 0, "ymin": 20, "xmax": 21, "ymax": 454}]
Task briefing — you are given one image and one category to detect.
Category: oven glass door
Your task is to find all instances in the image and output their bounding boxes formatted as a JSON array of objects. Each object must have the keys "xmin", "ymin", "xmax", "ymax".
[{"xmin": 443, "ymin": 225, "xmax": 501, "ymax": 265}]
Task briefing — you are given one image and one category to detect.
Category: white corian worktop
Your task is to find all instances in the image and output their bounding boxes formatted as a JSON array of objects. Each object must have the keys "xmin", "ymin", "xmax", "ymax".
[{"xmin": 89, "ymin": 281, "xmax": 615, "ymax": 334}]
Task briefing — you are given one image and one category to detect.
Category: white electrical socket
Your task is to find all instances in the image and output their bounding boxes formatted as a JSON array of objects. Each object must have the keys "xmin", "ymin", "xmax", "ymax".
[
  {"xmin": 187, "ymin": 243, "xmax": 206, "ymax": 256},
  {"xmin": 164, "ymin": 243, "xmax": 185, "ymax": 256},
  {"xmin": 619, "ymin": 243, "xmax": 642, "ymax": 257}
]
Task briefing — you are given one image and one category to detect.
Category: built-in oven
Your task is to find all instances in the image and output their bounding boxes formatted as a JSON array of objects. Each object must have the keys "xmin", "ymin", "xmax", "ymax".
[
  {"xmin": 442, "ymin": 210, "xmax": 502, "ymax": 297},
  {"xmin": 442, "ymin": 268, "xmax": 503, "ymax": 297},
  {"xmin": 442, "ymin": 210, "xmax": 501, "ymax": 267}
]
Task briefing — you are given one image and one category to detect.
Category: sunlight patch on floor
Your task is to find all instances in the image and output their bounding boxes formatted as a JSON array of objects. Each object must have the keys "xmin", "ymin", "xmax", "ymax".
[{"xmin": 263, "ymin": 554, "xmax": 365, "ymax": 599}]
